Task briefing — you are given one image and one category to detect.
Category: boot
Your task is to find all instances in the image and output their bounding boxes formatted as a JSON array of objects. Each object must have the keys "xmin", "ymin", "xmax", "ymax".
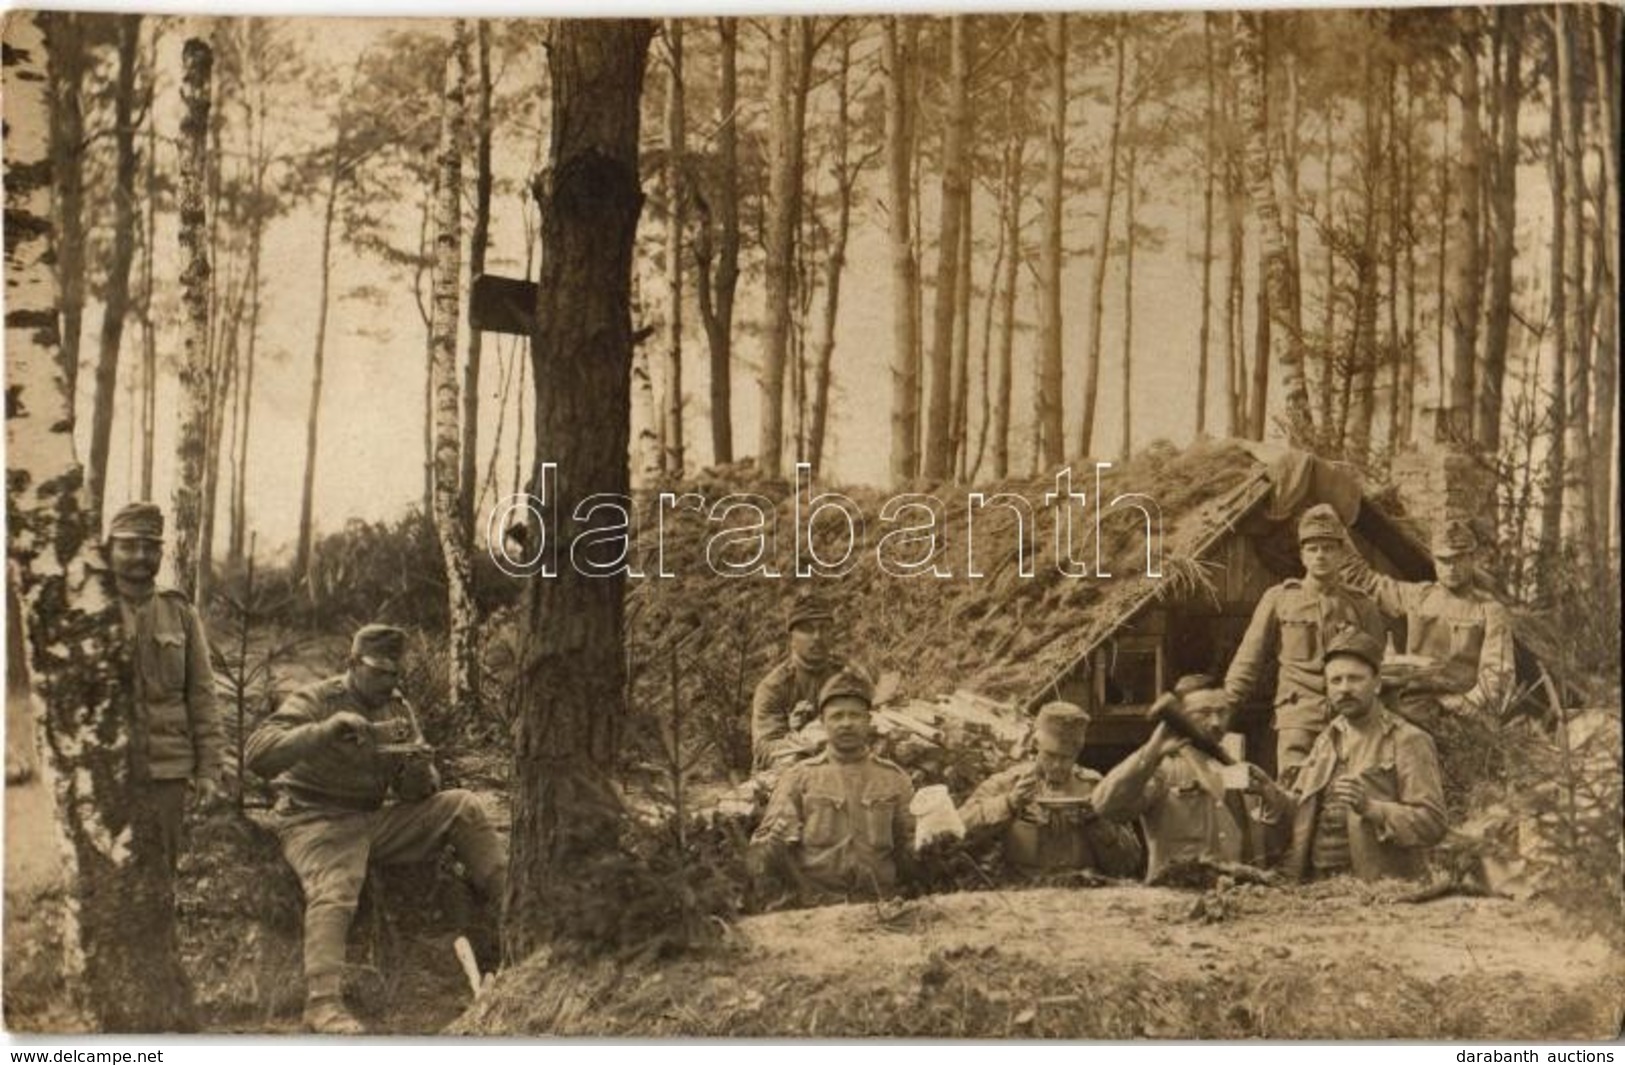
[{"xmin": 303, "ymin": 907, "xmax": 365, "ymax": 1035}]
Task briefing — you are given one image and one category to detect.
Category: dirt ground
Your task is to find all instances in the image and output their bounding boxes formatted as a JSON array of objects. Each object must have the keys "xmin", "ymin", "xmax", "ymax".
[{"xmin": 455, "ymin": 883, "xmax": 1625, "ymax": 1040}]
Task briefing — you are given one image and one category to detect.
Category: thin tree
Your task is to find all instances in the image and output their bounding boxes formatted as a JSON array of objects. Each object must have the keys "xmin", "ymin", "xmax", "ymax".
[
  {"xmin": 924, "ymin": 15, "xmax": 972, "ymax": 479},
  {"xmin": 45, "ymin": 12, "xmax": 87, "ymax": 415},
  {"xmin": 1078, "ymin": 17, "xmax": 1125, "ymax": 459},
  {"xmin": 1448, "ymin": 12, "xmax": 1483, "ymax": 437},
  {"xmin": 506, "ymin": 18, "xmax": 654, "ymax": 964},
  {"xmin": 173, "ymin": 38, "xmax": 214, "ymax": 601},
  {"xmin": 1555, "ymin": 6, "xmax": 1594, "ymax": 559},
  {"xmin": 5, "ymin": 11, "xmax": 194, "ymax": 1029},
  {"xmin": 1478, "ymin": 8, "xmax": 1521, "ymax": 454},
  {"xmin": 1537, "ymin": 9, "xmax": 1567, "ymax": 599},
  {"xmin": 884, "ymin": 16, "xmax": 921, "ymax": 482},
  {"xmin": 695, "ymin": 18, "xmax": 739, "ymax": 466},
  {"xmin": 1037, "ymin": 12, "xmax": 1067, "ymax": 466},
  {"xmin": 758, "ymin": 18, "xmax": 810, "ymax": 478},
  {"xmin": 1195, "ymin": 13, "xmax": 1217, "ymax": 437},
  {"xmin": 990, "ymin": 127, "xmax": 1024, "ymax": 479},
  {"xmin": 662, "ymin": 19, "xmax": 686, "ymax": 477},
  {"xmin": 461, "ymin": 20, "xmax": 493, "ymax": 541}
]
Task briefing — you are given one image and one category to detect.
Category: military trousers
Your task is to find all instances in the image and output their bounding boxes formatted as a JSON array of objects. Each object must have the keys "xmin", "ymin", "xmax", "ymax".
[{"xmin": 274, "ymin": 789, "xmax": 507, "ymax": 994}]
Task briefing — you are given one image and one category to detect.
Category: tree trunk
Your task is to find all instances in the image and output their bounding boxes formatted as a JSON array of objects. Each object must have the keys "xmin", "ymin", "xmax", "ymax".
[
  {"xmin": 991, "ymin": 131, "xmax": 1022, "ymax": 480},
  {"xmin": 1400, "ymin": 64, "xmax": 1417, "ymax": 448},
  {"xmin": 295, "ymin": 134, "xmax": 343, "ymax": 583},
  {"xmin": 139, "ymin": 26, "xmax": 160, "ymax": 501},
  {"xmin": 1220, "ymin": 13, "xmax": 1247, "ymax": 437},
  {"xmin": 173, "ymin": 39, "xmax": 214, "ymax": 602},
  {"xmin": 1447, "ymin": 14, "xmax": 1483, "ymax": 434},
  {"xmin": 700, "ymin": 18, "xmax": 740, "ymax": 465},
  {"xmin": 662, "ymin": 19, "xmax": 686, "ymax": 477},
  {"xmin": 1197, "ymin": 14, "xmax": 1217, "ymax": 438},
  {"xmin": 5, "ymin": 12, "xmax": 194, "ymax": 1029},
  {"xmin": 507, "ymin": 17, "xmax": 652, "ymax": 965},
  {"xmin": 759, "ymin": 17, "xmax": 808, "ymax": 478},
  {"xmin": 1348, "ymin": 38, "xmax": 1380, "ymax": 463},
  {"xmin": 1078, "ymin": 16, "xmax": 1124, "ymax": 459},
  {"xmin": 951, "ymin": 184, "xmax": 974, "ymax": 480},
  {"xmin": 808, "ymin": 31, "xmax": 855, "ymax": 476},
  {"xmin": 431, "ymin": 26, "xmax": 480, "ymax": 731},
  {"xmin": 1556, "ymin": 7, "xmax": 1594, "ymax": 560},
  {"xmin": 924, "ymin": 15, "xmax": 971, "ymax": 479},
  {"xmin": 1120, "ymin": 113, "xmax": 1138, "ymax": 461},
  {"xmin": 462, "ymin": 20, "xmax": 493, "ymax": 541},
  {"xmin": 884, "ymin": 16, "xmax": 921, "ymax": 482},
  {"xmin": 86, "ymin": 16, "xmax": 142, "ymax": 523},
  {"xmin": 1537, "ymin": 12, "xmax": 1567, "ymax": 599},
  {"xmin": 1477, "ymin": 8, "xmax": 1521, "ymax": 455},
  {"xmin": 1319, "ymin": 103, "xmax": 1337, "ymax": 432},
  {"xmin": 1235, "ymin": 11, "xmax": 1314, "ymax": 444},
  {"xmin": 45, "ymin": 12, "xmax": 86, "ymax": 414},
  {"xmin": 1591, "ymin": 5, "xmax": 1620, "ymax": 562}
]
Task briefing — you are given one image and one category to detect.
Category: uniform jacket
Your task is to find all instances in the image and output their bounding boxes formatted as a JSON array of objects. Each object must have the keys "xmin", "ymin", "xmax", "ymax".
[
  {"xmin": 120, "ymin": 588, "xmax": 222, "ymax": 781},
  {"xmin": 1223, "ymin": 577, "xmax": 1386, "ymax": 731},
  {"xmin": 751, "ymin": 748, "xmax": 915, "ymax": 898},
  {"xmin": 1094, "ymin": 745, "xmax": 1292, "ymax": 881},
  {"xmin": 1349, "ymin": 566, "xmax": 1514, "ymax": 711},
  {"xmin": 958, "ymin": 763, "xmax": 1143, "ymax": 878},
  {"xmin": 750, "ymin": 655, "xmax": 843, "ymax": 771},
  {"xmin": 1282, "ymin": 708, "xmax": 1446, "ymax": 882},
  {"xmin": 246, "ymin": 674, "xmax": 438, "ymax": 816}
]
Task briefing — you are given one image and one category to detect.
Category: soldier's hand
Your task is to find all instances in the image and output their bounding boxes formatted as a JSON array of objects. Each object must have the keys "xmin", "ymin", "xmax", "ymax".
[
  {"xmin": 192, "ymin": 776, "xmax": 224, "ymax": 809},
  {"xmin": 1329, "ymin": 777, "xmax": 1370, "ymax": 814},
  {"xmin": 1437, "ymin": 693, "xmax": 1469, "ymax": 716},
  {"xmin": 1007, "ymin": 770, "xmax": 1039, "ymax": 816},
  {"xmin": 323, "ymin": 711, "xmax": 372, "ymax": 745}
]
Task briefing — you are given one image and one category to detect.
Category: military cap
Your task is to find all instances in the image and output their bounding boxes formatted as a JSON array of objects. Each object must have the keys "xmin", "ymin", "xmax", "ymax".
[
  {"xmin": 1033, "ymin": 701, "xmax": 1091, "ymax": 753},
  {"xmin": 787, "ymin": 591, "xmax": 835, "ymax": 631},
  {"xmin": 351, "ymin": 624, "xmax": 408, "ymax": 670},
  {"xmin": 1323, "ymin": 628, "xmax": 1384, "ymax": 673},
  {"xmin": 1180, "ymin": 688, "xmax": 1231, "ymax": 715},
  {"xmin": 817, "ymin": 667, "xmax": 874, "ymax": 711},
  {"xmin": 1431, "ymin": 519, "xmax": 1479, "ymax": 560},
  {"xmin": 1173, "ymin": 673, "xmax": 1216, "ymax": 696},
  {"xmin": 108, "ymin": 502, "xmax": 165, "ymax": 541},
  {"xmin": 1297, "ymin": 503, "xmax": 1347, "ymax": 544}
]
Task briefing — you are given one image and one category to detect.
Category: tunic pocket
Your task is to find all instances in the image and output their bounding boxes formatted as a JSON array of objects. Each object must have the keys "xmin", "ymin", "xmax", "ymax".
[
  {"xmin": 153, "ymin": 632, "xmax": 188, "ymax": 690},
  {"xmin": 1448, "ymin": 620, "xmax": 1485, "ymax": 663},
  {"xmin": 861, "ymin": 796, "xmax": 896, "ymax": 850},
  {"xmin": 803, "ymin": 791, "xmax": 845, "ymax": 848},
  {"xmin": 1280, "ymin": 619, "xmax": 1318, "ymax": 664}
]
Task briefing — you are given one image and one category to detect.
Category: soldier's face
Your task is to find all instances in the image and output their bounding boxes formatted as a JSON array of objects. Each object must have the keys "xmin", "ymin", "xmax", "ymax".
[
  {"xmin": 1326, "ymin": 657, "xmax": 1380, "ymax": 720},
  {"xmin": 1034, "ymin": 743, "xmax": 1080, "ymax": 785},
  {"xmin": 821, "ymin": 697, "xmax": 871, "ymax": 754},
  {"xmin": 109, "ymin": 537, "xmax": 162, "ymax": 584},
  {"xmin": 351, "ymin": 660, "xmax": 401, "ymax": 705},
  {"xmin": 790, "ymin": 619, "xmax": 831, "ymax": 663},
  {"xmin": 1300, "ymin": 538, "xmax": 1343, "ymax": 580},
  {"xmin": 1435, "ymin": 553, "xmax": 1473, "ymax": 592}
]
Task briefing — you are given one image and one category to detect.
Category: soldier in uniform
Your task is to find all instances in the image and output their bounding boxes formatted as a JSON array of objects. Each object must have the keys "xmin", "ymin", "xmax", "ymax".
[
  {"xmin": 1282, "ymin": 630, "xmax": 1446, "ymax": 882},
  {"xmin": 750, "ymin": 591, "xmax": 845, "ymax": 771},
  {"xmin": 749, "ymin": 668, "xmax": 916, "ymax": 905},
  {"xmin": 1223, "ymin": 503, "xmax": 1386, "ymax": 784},
  {"xmin": 957, "ymin": 702, "xmax": 1143, "ymax": 880},
  {"xmin": 107, "ymin": 502, "xmax": 223, "ymax": 870},
  {"xmin": 1343, "ymin": 519, "xmax": 1515, "ymax": 727},
  {"xmin": 246, "ymin": 624, "xmax": 508, "ymax": 1034},
  {"xmin": 1094, "ymin": 681, "xmax": 1292, "ymax": 882}
]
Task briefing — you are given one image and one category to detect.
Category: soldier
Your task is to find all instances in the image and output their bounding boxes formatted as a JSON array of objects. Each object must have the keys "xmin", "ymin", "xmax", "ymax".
[
  {"xmin": 1344, "ymin": 519, "xmax": 1515, "ymax": 728},
  {"xmin": 1094, "ymin": 681, "xmax": 1292, "ymax": 882},
  {"xmin": 1282, "ymin": 630, "xmax": 1446, "ymax": 882},
  {"xmin": 107, "ymin": 502, "xmax": 223, "ymax": 870},
  {"xmin": 957, "ymin": 702, "xmax": 1143, "ymax": 880},
  {"xmin": 750, "ymin": 591, "xmax": 845, "ymax": 771},
  {"xmin": 246, "ymin": 624, "xmax": 508, "ymax": 1034},
  {"xmin": 749, "ymin": 668, "xmax": 916, "ymax": 905},
  {"xmin": 1223, "ymin": 503, "xmax": 1386, "ymax": 784}
]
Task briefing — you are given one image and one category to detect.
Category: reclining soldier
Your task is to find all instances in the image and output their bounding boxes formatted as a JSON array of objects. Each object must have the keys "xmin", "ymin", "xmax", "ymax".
[{"xmin": 246, "ymin": 624, "xmax": 508, "ymax": 1034}]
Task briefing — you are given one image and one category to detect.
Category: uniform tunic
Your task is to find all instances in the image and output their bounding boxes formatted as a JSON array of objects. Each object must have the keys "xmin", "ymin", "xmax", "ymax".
[
  {"xmin": 751, "ymin": 748, "xmax": 915, "ymax": 900},
  {"xmin": 958, "ymin": 764, "xmax": 1143, "ymax": 878},
  {"xmin": 1350, "ymin": 568, "xmax": 1515, "ymax": 712},
  {"xmin": 1094, "ymin": 745, "xmax": 1291, "ymax": 881},
  {"xmin": 119, "ymin": 587, "xmax": 222, "ymax": 781},
  {"xmin": 750, "ymin": 655, "xmax": 844, "ymax": 770}
]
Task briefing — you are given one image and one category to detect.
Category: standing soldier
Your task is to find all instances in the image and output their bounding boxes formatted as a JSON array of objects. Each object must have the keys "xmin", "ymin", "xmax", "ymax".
[
  {"xmin": 1343, "ymin": 520, "xmax": 1515, "ymax": 729},
  {"xmin": 107, "ymin": 502, "xmax": 223, "ymax": 870},
  {"xmin": 1223, "ymin": 504, "xmax": 1386, "ymax": 784},
  {"xmin": 750, "ymin": 668, "xmax": 916, "ymax": 905},
  {"xmin": 957, "ymin": 702, "xmax": 1143, "ymax": 880},
  {"xmin": 246, "ymin": 624, "xmax": 508, "ymax": 1034},
  {"xmin": 751, "ymin": 591, "xmax": 845, "ymax": 770}
]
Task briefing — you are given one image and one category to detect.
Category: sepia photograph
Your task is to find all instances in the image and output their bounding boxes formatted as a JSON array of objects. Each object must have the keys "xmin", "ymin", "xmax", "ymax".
[{"xmin": 2, "ymin": 5, "xmax": 1621, "ymax": 1040}]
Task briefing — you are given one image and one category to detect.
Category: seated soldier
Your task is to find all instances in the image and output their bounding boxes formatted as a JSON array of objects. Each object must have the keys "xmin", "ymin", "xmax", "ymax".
[
  {"xmin": 957, "ymin": 702, "xmax": 1142, "ymax": 880},
  {"xmin": 751, "ymin": 591, "xmax": 845, "ymax": 771},
  {"xmin": 1282, "ymin": 630, "xmax": 1447, "ymax": 882},
  {"xmin": 749, "ymin": 668, "xmax": 916, "ymax": 905},
  {"xmin": 1094, "ymin": 680, "xmax": 1292, "ymax": 882},
  {"xmin": 246, "ymin": 624, "xmax": 508, "ymax": 1034}
]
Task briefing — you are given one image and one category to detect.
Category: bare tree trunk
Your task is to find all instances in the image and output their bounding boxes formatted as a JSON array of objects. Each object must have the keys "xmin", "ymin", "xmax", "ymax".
[
  {"xmin": 1319, "ymin": 103, "xmax": 1337, "ymax": 432},
  {"xmin": 507, "ymin": 18, "xmax": 652, "ymax": 964},
  {"xmin": 461, "ymin": 21, "xmax": 492, "ymax": 541},
  {"xmin": 1538, "ymin": 12, "xmax": 1567, "ymax": 599},
  {"xmin": 662, "ymin": 19, "xmax": 686, "ymax": 477},
  {"xmin": 991, "ymin": 131, "xmax": 1022, "ymax": 480},
  {"xmin": 1556, "ymin": 7, "xmax": 1594, "ymax": 559},
  {"xmin": 759, "ymin": 18, "xmax": 809, "ymax": 478},
  {"xmin": 1385, "ymin": 51, "xmax": 1402, "ymax": 454},
  {"xmin": 1197, "ymin": 14, "xmax": 1217, "ymax": 437},
  {"xmin": 885, "ymin": 16, "xmax": 920, "ymax": 482},
  {"xmin": 1477, "ymin": 9, "xmax": 1521, "ymax": 455},
  {"xmin": 1400, "ymin": 65, "xmax": 1418, "ymax": 448},
  {"xmin": 45, "ymin": 12, "xmax": 86, "ymax": 414},
  {"xmin": 1448, "ymin": 14, "xmax": 1484, "ymax": 434},
  {"xmin": 924, "ymin": 15, "xmax": 971, "ymax": 479},
  {"xmin": 173, "ymin": 39, "xmax": 214, "ymax": 602},
  {"xmin": 430, "ymin": 26, "xmax": 480, "ymax": 729},
  {"xmin": 295, "ymin": 134, "xmax": 343, "ymax": 583},
  {"xmin": 5, "ymin": 13, "xmax": 194, "ymax": 1029},
  {"xmin": 704, "ymin": 19, "xmax": 740, "ymax": 465},
  {"xmin": 1591, "ymin": 5, "xmax": 1620, "ymax": 562},
  {"xmin": 1235, "ymin": 11, "xmax": 1314, "ymax": 444},
  {"xmin": 808, "ymin": 31, "xmax": 856, "ymax": 476},
  {"xmin": 1078, "ymin": 16, "xmax": 1124, "ymax": 458},
  {"xmin": 1220, "ymin": 12, "xmax": 1247, "ymax": 436},
  {"xmin": 139, "ymin": 26, "xmax": 160, "ymax": 500},
  {"xmin": 86, "ymin": 17, "xmax": 142, "ymax": 522},
  {"xmin": 1120, "ymin": 111, "xmax": 1138, "ymax": 461},
  {"xmin": 951, "ymin": 185, "xmax": 974, "ymax": 479},
  {"xmin": 1348, "ymin": 37, "xmax": 1380, "ymax": 463}
]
